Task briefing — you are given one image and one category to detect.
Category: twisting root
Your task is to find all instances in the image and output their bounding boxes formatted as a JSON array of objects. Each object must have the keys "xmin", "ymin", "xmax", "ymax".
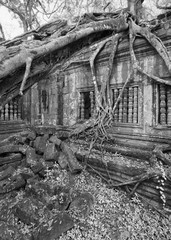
[
  {"xmin": 19, "ymin": 56, "xmax": 33, "ymax": 95},
  {"xmin": 138, "ymin": 66, "xmax": 171, "ymax": 86},
  {"xmin": 131, "ymin": 19, "xmax": 171, "ymax": 72},
  {"xmin": 112, "ymin": 21, "xmax": 136, "ymax": 116},
  {"xmin": 101, "ymin": 33, "xmax": 122, "ymax": 107},
  {"xmin": 90, "ymin": 37, "xmax": 112, "ymax": 111},
  {"xmin": 73, "ymin": 15, "xmax": 171, "ymax": 144},
  {"xmin": 112, "ymin": 70, "xmax": 133, "ymax": 115},
  {"xmin": 128, "ymin": 19, "xmax": 171, "ymax": 86}
]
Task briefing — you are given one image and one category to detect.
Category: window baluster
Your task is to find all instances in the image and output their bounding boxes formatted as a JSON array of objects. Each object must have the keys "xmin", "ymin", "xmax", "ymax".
[
  {"xmin": 118, "ymin": 88, "xmax": 123, "ymax": 122},
  {"xmin": 123, "ymin": 88, "xmax": 128, "ymax": 123},
  {"xmin": 17, "ymin": 98, "xmax": 21, "ymax": 119},
  {"xmin": 167, "ymin": 87, "xmax": 171, "ymax": 125},
  {"xmin": 13, "ymin": 100, "xmax": 17, "ymax": 120},
  {"xmin": 133, "ymin": 87, "xmax": 138, "ymax": 123},
  {"xmin": 5, "ymin": 104, "xmax": 9, "ymax": 120},
  {"xmin": 128, "ymin": 87, "xmax": 133, "ymax": 123},
  {"xmin": 160, "ymin": 84, "xmax": 167, "ymax": 125}
]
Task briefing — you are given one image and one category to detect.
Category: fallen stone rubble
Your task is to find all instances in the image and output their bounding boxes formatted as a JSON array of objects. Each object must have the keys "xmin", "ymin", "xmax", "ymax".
[{"xmin": 0, "ymin": 128, "xmax": 94, "ymax": 240}]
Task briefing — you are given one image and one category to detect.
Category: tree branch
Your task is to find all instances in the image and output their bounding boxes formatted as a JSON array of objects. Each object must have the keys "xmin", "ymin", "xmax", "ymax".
[
  {"xmin": 19, "ymin": 56, "xmax": 33, "ymax": 95},
  {"xmin": 131, "ymin": 19, "xmax": 171, "ymax": 72},
  {"xmin": 156, "ymin": 0, "xmax": 171, "ymax": 9}
]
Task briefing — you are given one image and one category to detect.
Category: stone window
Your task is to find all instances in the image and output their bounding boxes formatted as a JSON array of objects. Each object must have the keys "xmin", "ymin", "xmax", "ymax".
[
  {"xmin": 78, "ymin": 91, "xmax": 95, "ymax": 120},
  {"xmin": 153, "ymin": 83, "xmax": 171, "ymax": 126},
  {"xmin": 0, "ymin": 97, "xmax": 22, "ymax": 121},
  {"xmin": 78, "ymin": 85, "xmax": 140, "ymax": 124},
  {"xmin": 112, "ymin": 85, "xmax": 139, "ymax": 124}
]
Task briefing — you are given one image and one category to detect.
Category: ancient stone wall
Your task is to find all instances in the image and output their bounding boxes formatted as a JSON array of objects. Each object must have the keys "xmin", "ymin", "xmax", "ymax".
[
  {"xmin": 62, "ymin": 30, "xmax": 171, "ymax": 143},
  {"xmin": 27, "ymin": 74, "xmax": 64, "ymax": 126},
  {"xmin": 29, "ymin": 22, "xmax": 171, "ymax": 144}
]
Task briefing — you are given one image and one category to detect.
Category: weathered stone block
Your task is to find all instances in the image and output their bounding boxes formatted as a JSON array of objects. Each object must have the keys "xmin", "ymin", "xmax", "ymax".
[
  {"xmin": 13, "ymin": 197, "xmax": 44, "ymax": 226},
  {"xmin": 37, "ymin": 212, "xmax": 74, "ymax": 240},
  {"xmin": 60, "ymin": 141, "xmax": 82, "ymax": 174},
  {"xmin": 38, "ymin": 168, "xmax": 46, "ymax": 178},
  {"xmin": 31, "ymin": 162, "xmax": 45, "ymax": 175},
  {"xmin": 53, "ymin": 186, "xmax": 71, "ymax": 211},
  {"xmin": 0, "ymin": 144, "xmax": 25, "ymax": 156},
  {"xmin": 0, "ymin": 221, "xmax": 26, "ymax": 240},
  {"xmin": 49, "ymin": 135, "xmax": 61, "ymax": 147},
  {"xmin": 0, "ymin": 174, "xmax": 25, "ymax": 194},
  {"xmin": 18, "ymin": 145, "xmax": 28, "ymax": 155},
  {"xmin": 20, "ymin": 130, "xmax": 33, "ymax": 137},
  {"xmin": 69, "ymin": 192, "xmax": 94, "ymax": 218},
  {"xmin": 0, "ymin": 134, "xmax": 23, "ymax": 147},
  {"xmin": 0, "ymin": 153, "xmax": 23, "ymax": 166},
  {"xmin": 43, "ymin": 142, "xmax": 59, "ymax": 161},
  {"xmin": 26, "ymin": 147, "xmax": 37, "ymax": 166},
  {"xmin": 58, "ymin": 152, "xmax": 68, "ymax": 169},
  {"xmin": 0, "ymin": 166, "xmax": 15, "ymax": 181},
  {"xmin": 34, "ymin": 134, "xmax": 49, "ymax": 154},
  {"xmin": 25, "ymin": 179, "xmax": 53, "ymax": 203},
  {"xmin": 17, "ymin": 167, "xmax": 34, "ymax": 180},
  {"xmin": 29, "ymin": 140, "xmax": 34, "ymax": 147},
  {"xmin": 27, "ymin": 130, "xmax": 36, "ymax": 141}
]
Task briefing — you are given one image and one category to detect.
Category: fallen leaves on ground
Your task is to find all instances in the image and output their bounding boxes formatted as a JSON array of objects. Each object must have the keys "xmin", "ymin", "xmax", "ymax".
[{"xmin": 0, "ymin": 165, "xmax": 171, "ymax": 240}]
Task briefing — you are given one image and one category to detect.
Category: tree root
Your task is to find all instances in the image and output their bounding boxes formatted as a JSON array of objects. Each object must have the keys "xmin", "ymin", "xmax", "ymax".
[
  {"xmin": 137, "ymin": 66, "xmax": 171, "ymax": 86},
  {"xmin": 129, "ymin": 181, "xmax": 141, "ymax": 197},
  {"xmin": 137, "ymin": 194, "xmax": 169, "ymax": 218},
  {"xmin": 90, "ymin": 37, "xmax": 112, "ymax": 111},
  {"xmin": 131, "ymin": 19, "xmax": 171, "ymax": 72},
  {"xmin": 70, "ymin": 118, "xmax": 97, "ymax": 137},
  {"xmin": 108, "ymin": 170, "xmax": 159, "ymax": 188},
  {"xmin": 101, "ymin": 33, "xmax": 123, "ymax": 106},
  {"xmin": 112, "ymin": 70, "xmax": 134, "ymax": 115},
  {"xmin": 19, "ymin": 56, "xmax": 33, "ymax": 95},
  {"xmin": 153, "ymin": 146, "xmax": 171, "ymax": 166},
  {"xmin": 71, "ymin": 15, "xmax": 171, "ymax": 142}
]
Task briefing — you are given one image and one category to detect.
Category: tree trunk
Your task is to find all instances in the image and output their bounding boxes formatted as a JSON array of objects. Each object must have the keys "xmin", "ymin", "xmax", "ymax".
[
  {"xmin": 0, "ymin": 14, "xmax": 128, "ymax": 107},
  {"xmin": 0, "ymin": 16, "xmax": 128, "ymax": 80},
  {"xmin": 127, "ymin": 0, "xmax": 144, "ymax": 18}
]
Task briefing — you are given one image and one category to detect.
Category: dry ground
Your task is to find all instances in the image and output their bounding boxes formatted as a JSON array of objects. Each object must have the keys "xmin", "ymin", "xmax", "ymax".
[{"xmin": 0, "ymin": 164, "xmax": 171, "ymax": 240}]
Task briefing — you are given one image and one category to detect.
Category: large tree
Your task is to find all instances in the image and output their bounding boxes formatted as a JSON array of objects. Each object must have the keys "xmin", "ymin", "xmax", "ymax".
[
  {"xmin": 0, "ymin": 0, "xmax": 171, "ymax": 136},
  {"xmin": 0, "ymin": 0, "xmax": 60, "ymax": 32},
  {"xmin": 0, "ymin": 0, "xmax": 122, "ymax": 34},
  {"xmin": 156, "ymin": 0, "xmax": 171, "ymax": 9}
]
